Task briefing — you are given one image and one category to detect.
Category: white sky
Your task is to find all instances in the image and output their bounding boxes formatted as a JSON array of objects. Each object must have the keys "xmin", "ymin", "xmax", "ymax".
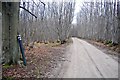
[
  {"xmin": 72, "ymin": 0, "xmax": 84, "ymax": 24},
  {"xmin": 71, "ymin": 0, "xmax": 116, "ymax": 24},
  {"xmin": 22, "ymin": 0, "xmax": 85, "ymax": 24},
  {"xmin": 21, "ymin": 0, "xmax": 115, "ymax": 24}
]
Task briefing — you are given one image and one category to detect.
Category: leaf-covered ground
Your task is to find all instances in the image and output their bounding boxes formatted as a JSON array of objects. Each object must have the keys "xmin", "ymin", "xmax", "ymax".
[{"xmin": 2, "ymin": 42, "xmax": 66, "ymax": 79}]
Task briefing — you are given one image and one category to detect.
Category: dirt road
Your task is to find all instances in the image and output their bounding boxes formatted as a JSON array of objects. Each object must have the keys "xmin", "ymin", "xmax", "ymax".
[{"xmin": 58, "ymin": 38, "xmax": 118, "ymax": 78}]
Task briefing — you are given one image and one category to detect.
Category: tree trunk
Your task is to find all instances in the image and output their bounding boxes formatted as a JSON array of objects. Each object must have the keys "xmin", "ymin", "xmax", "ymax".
[
  {"xmin": 0, "ymin": 2, "xmax": 2, "ymax": 79},
  {"xmin": 117, "ymin": 1, "xmax": 120, "ymax": 44},
  {"xmin": 2, "ymin": 2, "xmax": 20, "ymax": 64}
]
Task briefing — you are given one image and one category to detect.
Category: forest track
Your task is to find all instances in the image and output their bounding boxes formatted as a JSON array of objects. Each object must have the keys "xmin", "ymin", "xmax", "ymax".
[{"xmin": 57, "ymin": 37, "xmax": 118, "ymax": 78}]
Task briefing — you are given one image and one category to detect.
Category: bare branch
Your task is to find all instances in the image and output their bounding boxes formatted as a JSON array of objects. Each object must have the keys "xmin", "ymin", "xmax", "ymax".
[
  {"xmin": 39, "ymin": 0, "xmax": 46, "ymax": 6},
  {"xmin": 19, "ymin": 6, "xmax": 37, "ymax": 18}
]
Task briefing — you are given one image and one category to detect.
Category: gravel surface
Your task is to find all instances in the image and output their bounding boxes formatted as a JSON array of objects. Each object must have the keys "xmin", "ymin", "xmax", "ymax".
[{"xmin": 57, "ymin": 38, "xmax": 118, "ymax": 78}]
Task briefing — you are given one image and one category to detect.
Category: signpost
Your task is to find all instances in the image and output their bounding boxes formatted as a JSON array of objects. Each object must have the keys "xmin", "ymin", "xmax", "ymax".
[{"xmin": 17, "ymin": 34, "xmax": 26, "ymax": 66}]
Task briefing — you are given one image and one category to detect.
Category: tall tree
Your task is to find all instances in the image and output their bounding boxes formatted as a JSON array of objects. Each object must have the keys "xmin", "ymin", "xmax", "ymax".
[
  {"xmin": 0, "ymin": 2, "xmax": 2, "ymax": 79},
  {"xmin": 117, "ymin": 0, "xmax": 120, "ymax": 43},
  {"xmin": 2, "ymin": 2, "xmax": 20, "ymax": 64},
  {"xmin": 77, "ymin": 0, "xmax": 120, "ymax": 44}
]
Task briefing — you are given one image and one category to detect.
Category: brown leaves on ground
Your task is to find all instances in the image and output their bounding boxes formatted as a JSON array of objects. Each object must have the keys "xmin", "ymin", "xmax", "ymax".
[{"xmin": 2, "ymin": 43, "xmax": 66, "ymax": 78}]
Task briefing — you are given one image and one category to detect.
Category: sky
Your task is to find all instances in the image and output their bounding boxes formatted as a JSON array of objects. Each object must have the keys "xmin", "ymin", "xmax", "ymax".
[
  {"xmin": 41, "ymin": 0, "xmax": 85, "ymax": 24},
  {"xmin": 72, "ymin": 0, "xmax": 85, "ymax": 24},
  {"xmin": 21, "ymin": 0, "xmax": 85, "ymax": 24},
  {"xmin": 71, "ymin": 0, "xmax": 115, "ymax": 24},
  {"xmin": 3, "ymin": 0, "xmax": 116, "ymax": 24},
  {"xmin": 21, "ymin": 0, "xmax": 102, "ymax": 24}
]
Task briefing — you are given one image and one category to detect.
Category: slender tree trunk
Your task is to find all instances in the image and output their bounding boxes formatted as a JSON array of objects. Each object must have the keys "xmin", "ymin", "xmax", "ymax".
[
  {"xmin": 0, "ymin": 2, "xmax": 2, "ymax": 79},
  {"xmin": 2, "ymin": 2, "xmax": 20, "ymax": 64},
  {"xmin": 117, "ymin": 1, "xmax": 120, "ymax": 44}
]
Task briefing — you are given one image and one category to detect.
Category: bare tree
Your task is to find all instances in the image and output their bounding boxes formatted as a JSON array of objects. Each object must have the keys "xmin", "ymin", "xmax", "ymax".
[
  {"xmin": 19, "ymin": 0, "xmax": 75, "ymax": 44},
  {"xmin": 117, "ymin": 0, "xmax": 120, "ymax": 43},
  {"xmin": 77, "ymin": 0, "xmax": 120, "ymax": 44},
  {"xmin": 2, "ymin": 2, "xmax": 20, "ymax": 64}
]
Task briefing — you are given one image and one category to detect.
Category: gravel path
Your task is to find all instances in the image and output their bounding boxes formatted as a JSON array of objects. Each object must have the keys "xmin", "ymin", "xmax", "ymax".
[{"xmin": 57, "ymin": 38, "xmax": 118, "ymax": 78}]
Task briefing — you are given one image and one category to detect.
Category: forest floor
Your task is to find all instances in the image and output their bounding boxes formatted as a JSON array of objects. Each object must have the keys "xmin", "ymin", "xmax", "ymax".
[
  {"xmin": 2, "ymin": 41, "xmax": 69, "ymax": 79},
  {"xmin": 2, "ymin": 38, "xmax": 119, "ymax": 78}
]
